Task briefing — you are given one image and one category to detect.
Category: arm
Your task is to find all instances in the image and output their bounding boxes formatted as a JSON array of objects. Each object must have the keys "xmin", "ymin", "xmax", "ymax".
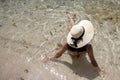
[
  {"xmin": 86, "ymin": 44, "xmax": 101, "ymax": 72},
  {"xmin": 42, "ymin": 43, "xmax": 68, "ymax": 63},
  {"xmin": 50, "ymin": 43, "xmax": 68, "ymax": 60}
]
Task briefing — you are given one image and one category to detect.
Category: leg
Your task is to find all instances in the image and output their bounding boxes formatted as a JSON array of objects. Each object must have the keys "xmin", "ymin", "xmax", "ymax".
[
  {"xmin": 66, "ymin": 12, "xmax": 75, "ymax": 32},
  {"xmin": 61, "ymin": 12, "xmax": 76, "ymax": 45}
]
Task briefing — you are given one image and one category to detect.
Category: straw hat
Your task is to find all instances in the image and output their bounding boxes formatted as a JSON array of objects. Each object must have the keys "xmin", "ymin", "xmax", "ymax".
[{"xmin": 67, "ymin": 20, "xmax": 94, "ymax": 48}]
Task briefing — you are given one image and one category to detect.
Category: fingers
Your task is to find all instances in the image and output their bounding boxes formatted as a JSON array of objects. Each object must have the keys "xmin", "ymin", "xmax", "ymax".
[
  {"xmin": 41, "ymin": 56, "xmax": 57, "ymax": 63},
  {"xmin": 50, "ymin": 57, "xmax": 56, "ymax": 61},
  {"xmin": 41, "ymin": 56, "xmax": 50, "ymax": 63},
  {"xmin": 94, "ymin": 67, "xmax": 107, "ymax": 75},
  {"xmin": 100, "ymin": 70, "xmax": 107, "ymax": 74}
]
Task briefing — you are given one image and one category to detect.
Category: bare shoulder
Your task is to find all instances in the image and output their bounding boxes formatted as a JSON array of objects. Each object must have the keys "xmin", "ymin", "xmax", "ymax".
[
  {"xmin": 86, "ymin": 43, "xmax": 93, "ymax": 48},
  {"xmin": 86, "ymin": 43, "xmax": 93, "ymax": 52}
]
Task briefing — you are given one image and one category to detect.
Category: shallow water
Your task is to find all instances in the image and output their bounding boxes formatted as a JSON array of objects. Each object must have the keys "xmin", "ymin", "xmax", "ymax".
[{"xmin": 0, "ymin": 0, "xmax": 120, "ymax": 80}]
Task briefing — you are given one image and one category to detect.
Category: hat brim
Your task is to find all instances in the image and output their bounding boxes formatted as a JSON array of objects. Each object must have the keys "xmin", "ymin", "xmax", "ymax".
[{"xmin": 67, "ymin": 20, "xmax": 94, "ymax": 48}]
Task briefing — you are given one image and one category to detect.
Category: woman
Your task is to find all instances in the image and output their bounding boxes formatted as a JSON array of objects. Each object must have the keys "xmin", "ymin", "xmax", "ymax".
[{"xmin": 43, "ymin": 12, "xmax": 105, "ymax": 73}]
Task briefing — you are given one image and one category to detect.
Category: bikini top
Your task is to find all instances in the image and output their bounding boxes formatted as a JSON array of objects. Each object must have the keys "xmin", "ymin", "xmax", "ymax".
[{"xmin": 67, "ymin": 43, "xmax": 87, "ymax": 52}]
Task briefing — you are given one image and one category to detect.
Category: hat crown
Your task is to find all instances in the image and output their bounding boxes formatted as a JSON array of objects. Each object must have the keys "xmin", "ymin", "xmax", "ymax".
[
  {"xmin": 70, "ymin": 25, "xmax": 83, "ymax": 38},
  {"xmin": 67, "ymin": 20, "xmax": 94, "ymax": 48}
]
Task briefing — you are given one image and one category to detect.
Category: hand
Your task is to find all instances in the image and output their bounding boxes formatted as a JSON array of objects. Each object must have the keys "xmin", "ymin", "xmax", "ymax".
[
  {"xmin": 42, "ymin": 56, "xmax": 56, "ymax": 63},
  {"xmin": 100, "ymin": 69, "xmax": 107, "ymax": 74},
  {"xmin": 94, "ymin": 67, "xmax": 106, "ymax": 74},
  {"xmin": 42, "ymin": 56, "xmax": 50, "ymax": 63}
]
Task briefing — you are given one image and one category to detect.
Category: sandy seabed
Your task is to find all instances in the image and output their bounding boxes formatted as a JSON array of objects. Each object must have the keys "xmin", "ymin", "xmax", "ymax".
[{"xmin": 0, "ymin": 0, "xmax": 120, "ymax": 80}]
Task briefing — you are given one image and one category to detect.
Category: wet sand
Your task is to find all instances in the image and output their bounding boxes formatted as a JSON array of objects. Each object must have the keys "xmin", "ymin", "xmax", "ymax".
[{"xmin": 0, "ymin": 0, "xmax": 120, "ymax": 80}]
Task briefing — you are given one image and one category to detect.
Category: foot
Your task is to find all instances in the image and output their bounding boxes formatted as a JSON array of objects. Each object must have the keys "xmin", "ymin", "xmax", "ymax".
[{"xmin": 66, "ymin": 11, "xmax": 76, "ymax": 19}]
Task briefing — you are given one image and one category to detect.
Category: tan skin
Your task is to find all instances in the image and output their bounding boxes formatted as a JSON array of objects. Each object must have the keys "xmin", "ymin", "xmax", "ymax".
[{"xmin": 43, "ymin": 12, "xmax": 106, "ymax": 74}]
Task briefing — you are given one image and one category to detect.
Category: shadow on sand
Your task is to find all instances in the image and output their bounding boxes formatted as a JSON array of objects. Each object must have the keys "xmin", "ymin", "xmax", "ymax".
[{"xmin": 55, "ymin": 54, "xmax": 100, "ymax": 80}]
